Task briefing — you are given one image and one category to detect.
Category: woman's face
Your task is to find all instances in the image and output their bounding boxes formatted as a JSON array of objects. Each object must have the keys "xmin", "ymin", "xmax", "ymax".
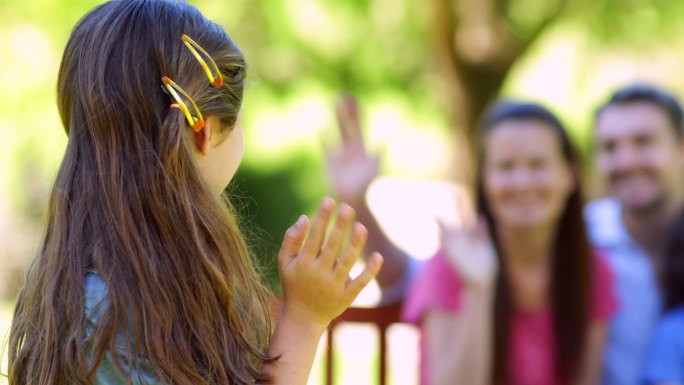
[{"xmin": 483, "ymin": 119, "xmax": 574, "ymax": 231}]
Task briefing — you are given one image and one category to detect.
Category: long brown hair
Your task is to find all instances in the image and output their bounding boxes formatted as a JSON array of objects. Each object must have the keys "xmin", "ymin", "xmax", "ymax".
[
  {"xmin": 475, "ymin": 101, "xmax": 592, "ymax": 384},
  {"xmin": 9, "ymin": 1, "xmax": 273, "ymax": 384}
]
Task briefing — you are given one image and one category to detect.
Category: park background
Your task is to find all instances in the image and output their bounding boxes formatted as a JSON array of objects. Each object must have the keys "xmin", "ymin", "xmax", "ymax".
[{"xmin": 3, "ymin": 0, "xmax": 684, "ymax": 383}]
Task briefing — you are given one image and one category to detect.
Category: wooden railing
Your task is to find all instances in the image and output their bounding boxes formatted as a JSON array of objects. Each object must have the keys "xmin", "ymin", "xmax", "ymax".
[
  {"xmin": 325, "ymin": 301, "xmax": 404, "ymax": 385},
  {"xmin": 268, "ymin": 296, "xmax": 405, "ymax": 385}
]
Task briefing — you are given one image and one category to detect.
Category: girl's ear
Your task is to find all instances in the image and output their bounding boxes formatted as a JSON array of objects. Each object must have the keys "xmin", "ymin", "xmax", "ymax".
[{"xmin": 194, "ymin": 119, "xmax": 214, "ymax": 156}]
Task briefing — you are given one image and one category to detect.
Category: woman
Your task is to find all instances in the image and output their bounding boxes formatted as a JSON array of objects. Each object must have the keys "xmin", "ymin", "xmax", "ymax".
[
  {"xmin": 401, "ymin": 101, "xmax": 616, "ymax": 385},
  {"xmin": 326, "ymin": 98, "xmax": 615, "ymax": 384}
]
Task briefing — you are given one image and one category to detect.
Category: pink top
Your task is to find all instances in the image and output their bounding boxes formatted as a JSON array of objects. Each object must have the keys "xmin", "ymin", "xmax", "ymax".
[{"xmin": 401, "ymin": 250, "xmax": 617, "ymax": 385}]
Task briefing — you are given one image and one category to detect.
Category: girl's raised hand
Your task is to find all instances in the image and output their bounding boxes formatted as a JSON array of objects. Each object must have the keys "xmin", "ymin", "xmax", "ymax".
[{"xmin": 278, "ymin": 197, "xmax": 384, "ymax": 327}]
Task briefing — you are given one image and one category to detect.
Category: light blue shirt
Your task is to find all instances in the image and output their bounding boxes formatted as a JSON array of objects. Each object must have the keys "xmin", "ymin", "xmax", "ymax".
[
  {"xmin": 643, "ymin": 307, "xmax": 684, "ymax": 384},
  {"xmin": 85, "ymin": 272, "xmax": 164, "ymax": 384},
  {"xmin": 585, "ymin": 198, "xmax": 662, "ymax": 385}
]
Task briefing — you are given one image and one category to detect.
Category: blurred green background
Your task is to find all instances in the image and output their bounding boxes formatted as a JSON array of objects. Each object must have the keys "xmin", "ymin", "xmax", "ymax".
[{"xmin": 3, "ymin": 0, "xmax": 684, "ymax": 383}]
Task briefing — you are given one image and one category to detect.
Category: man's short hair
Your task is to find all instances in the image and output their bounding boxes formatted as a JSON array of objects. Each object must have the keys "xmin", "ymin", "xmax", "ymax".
[{"xmin": 596, "ymin": 84, "xmax": 684, "ymax": 137}]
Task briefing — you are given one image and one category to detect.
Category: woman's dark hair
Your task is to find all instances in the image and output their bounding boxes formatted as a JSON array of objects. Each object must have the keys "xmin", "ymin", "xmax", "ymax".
[
  {"xmin": 9, "ymin": 1, "xmax": 273, "ymax": 384},
  {"xmin": 476, "ymin": 100, "xmax": 592, "ymax": 384},
  {"xmin": 661, "ymin": 209, "xmax": 684, "ymax": 311}
]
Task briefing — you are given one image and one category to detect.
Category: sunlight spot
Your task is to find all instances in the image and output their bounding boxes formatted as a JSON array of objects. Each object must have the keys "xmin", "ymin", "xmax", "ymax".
[{"xmin": 4, "ymin": 24, "xmax": 53, "ymax": 88}]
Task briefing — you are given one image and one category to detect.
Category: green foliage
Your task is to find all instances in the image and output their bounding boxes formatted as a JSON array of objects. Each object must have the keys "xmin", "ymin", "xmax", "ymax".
[
  {"xmin": 574, "ymin": 0, "xmax": 684, "ymax": 47},
  {"xmin": 230, "ymin": 155, "xmax": 327, "ymax": 291},
  {"xmin": 223, "ymin": 0, "xmax": 431, "ymax": 99},
  {"xmin": 506, "ymin": 0, "xmax": 569, "ymax": 36},
  {"xmin": 4, "ymin": 0, "xmax": 684, "ymax": 293}
]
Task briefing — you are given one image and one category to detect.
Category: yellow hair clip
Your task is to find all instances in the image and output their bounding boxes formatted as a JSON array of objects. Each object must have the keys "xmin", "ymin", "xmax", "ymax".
[
  {"xmin": 182, "ymin": 34, "xmax": 224, "ymax": 88},
  {"xmin": 162, "ymin": 76, "xmax": 204, "ymax": 132}
]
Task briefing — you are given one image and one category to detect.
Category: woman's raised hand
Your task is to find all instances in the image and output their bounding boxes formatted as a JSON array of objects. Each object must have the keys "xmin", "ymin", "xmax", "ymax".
[
  {"xmin": 325, "ymin": 95, "xmax": 379, "ymax": 206},
  {"xmin": 277, "ymin": 197, "xmax": 384, "ymax": 327},
  {"xmin": 438, "ymin": 200, "xmax": 498, "ymax": 290}
]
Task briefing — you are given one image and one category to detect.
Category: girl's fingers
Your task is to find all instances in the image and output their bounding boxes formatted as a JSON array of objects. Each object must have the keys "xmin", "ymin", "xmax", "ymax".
[
  {"xmin": 345, "ymin": 252, "xmax": 383, "ymax": 297},
  {"xmin": 335, "ymin": 222, "xmax": 368, "ymax": 275},
  {"xmin": 319, "ymin": 203, "xmax": 355, "ymax": 268},
  {"xmin": 278, "ymin": 215, "xmax": 309, "ymax": 268},
  {"xmin": 301, "ymin": 197, "xmax": 336, "ymax": 260}
]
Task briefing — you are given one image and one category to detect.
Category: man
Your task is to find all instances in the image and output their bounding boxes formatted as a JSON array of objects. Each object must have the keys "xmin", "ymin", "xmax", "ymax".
[{"xmin": 586, "ymin": 84, "xmax": 684, "ymax": 385}]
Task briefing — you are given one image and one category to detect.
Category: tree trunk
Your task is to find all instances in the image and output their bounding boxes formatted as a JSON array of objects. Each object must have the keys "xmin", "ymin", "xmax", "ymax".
[{"xmin": 428, "ymin": 0, "xmax": 570, "ymax": 187}]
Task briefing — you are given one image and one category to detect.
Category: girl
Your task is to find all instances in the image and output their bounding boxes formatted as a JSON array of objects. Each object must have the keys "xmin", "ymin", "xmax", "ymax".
[{"xmin": 8, "ymin": 1, "xmax": 382, "ymax": 384}]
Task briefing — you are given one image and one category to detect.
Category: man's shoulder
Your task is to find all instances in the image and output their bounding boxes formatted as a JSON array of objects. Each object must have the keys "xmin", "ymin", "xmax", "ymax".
[
  {"xmin": 584, "ymin": 197, "xmax": 626, "ymax": 247},
  {"xmin": 585, "ymin": 197, "xmax": 621, "ymax": 223},
  {"xmin": 658, "ymin": 307, "xmax": 684, "ymax": 335}
]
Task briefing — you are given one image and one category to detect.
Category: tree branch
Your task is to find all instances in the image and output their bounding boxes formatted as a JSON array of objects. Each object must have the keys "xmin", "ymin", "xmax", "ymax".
[{"xmin": 520, "ymin": 0, "xmax": 572, "ymax": 51}]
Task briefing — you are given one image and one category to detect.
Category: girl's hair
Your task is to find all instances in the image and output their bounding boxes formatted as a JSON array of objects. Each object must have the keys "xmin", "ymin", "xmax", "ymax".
[
  {"xmin": 475, "ymin": 101, "xmax": 592, "ymax": 384},
  {"xmin": 661, "ymin": 209, "xmax": 684, "ymax": 311},
  {"xmin": 9, "ymin": 1, "xmax": 273, "ymax": 384}
]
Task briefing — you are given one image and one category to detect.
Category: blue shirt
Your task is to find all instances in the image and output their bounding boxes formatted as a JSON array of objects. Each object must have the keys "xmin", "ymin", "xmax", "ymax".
[
  {"xmin": 585, "ymin": 198, "xmax": 662, "ymax": 385},
  {"xmin": 85, "ymin": 272, "xmax": 164, "ymax": 384},
  {"xmin": 643, "ymin": 307, "xmax": 684, "ymax": 384}
]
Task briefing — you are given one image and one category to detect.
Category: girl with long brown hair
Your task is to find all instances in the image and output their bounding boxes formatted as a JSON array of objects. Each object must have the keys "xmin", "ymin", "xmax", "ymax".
[{"xmin": 7, "ymin": 1, "xmax": 382, "ymax": 384}]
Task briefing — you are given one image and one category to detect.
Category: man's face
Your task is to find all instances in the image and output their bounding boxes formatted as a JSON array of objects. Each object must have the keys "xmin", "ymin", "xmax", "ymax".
[{"xmin": 595, "ymin": 101, "xmax": 684, "ymax": 214}]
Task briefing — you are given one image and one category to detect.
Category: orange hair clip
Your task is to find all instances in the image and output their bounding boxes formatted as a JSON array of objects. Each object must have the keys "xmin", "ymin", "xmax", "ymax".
[
  {"xmin": 182, "ymin": 34, "xmax": 224, "ymax": 88},
  {"xmin": 161, "ymin": 76, "xmax": 204, "ymax": 132},
  {"xmin": 161, "ymin": 35, "xmax": 223, "ymax": 131}
]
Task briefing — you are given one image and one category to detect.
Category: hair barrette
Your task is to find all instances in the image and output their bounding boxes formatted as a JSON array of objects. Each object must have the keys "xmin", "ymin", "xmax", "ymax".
[
  {"xmin": 182, "ymin": 34, "xmax": 223, "ymax": 88},
  {"xmin": 162, "ymin": 76, "xmax": 204, "ymax": 132},
  {"xmin": 161, "ymin": 34, "xmax": 223, "ymax": 131}
]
